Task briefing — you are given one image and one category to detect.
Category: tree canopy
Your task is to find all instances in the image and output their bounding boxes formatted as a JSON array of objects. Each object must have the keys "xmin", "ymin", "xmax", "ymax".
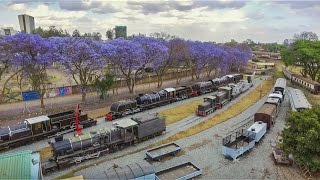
[
  {"xmin": 281, "ymin": 108, "xmax": 320, "ymax": 172},
  {"xmin": 281, "ymin": 38, "xmax": 320, "ymax": 81}
]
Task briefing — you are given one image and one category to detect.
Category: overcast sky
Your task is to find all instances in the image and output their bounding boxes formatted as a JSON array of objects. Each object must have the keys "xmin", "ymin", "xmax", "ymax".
[{"xmin": 1, "ymin": 0, "xmax": 319, "ymax": 43}]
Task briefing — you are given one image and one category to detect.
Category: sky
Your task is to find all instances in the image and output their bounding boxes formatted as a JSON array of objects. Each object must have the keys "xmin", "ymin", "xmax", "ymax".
[{"xmin": 0, "ymin": 0, "xmax": 319, "ymax": 43}]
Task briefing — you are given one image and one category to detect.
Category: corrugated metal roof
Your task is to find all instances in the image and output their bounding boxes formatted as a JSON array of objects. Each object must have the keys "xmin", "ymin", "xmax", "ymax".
[
  {"xmin": 289, "ymin": 88, "xmax": 312, "ymax": 110},
  {"xmin": 0, "ymin": 150, "xmax": 37, "ymax": 180},
  {"xmin": 25, "ymin": 115, "xmax": 50, "ymax": 124}
]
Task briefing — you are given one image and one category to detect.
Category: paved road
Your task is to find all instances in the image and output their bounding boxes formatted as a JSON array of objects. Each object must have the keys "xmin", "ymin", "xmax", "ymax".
[{"xmin": 40, "ymin": 78, "xmax": 265, "ymax": 179}]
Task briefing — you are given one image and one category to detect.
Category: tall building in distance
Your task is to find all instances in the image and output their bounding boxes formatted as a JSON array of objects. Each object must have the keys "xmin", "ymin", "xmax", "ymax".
[
  {"xmin": 0, "ymin": 27, "xmax": 18, "ymax": 36},
  {"xmin": 18, "ymin": 14, "xmax": 35, "ymax": 33},
  {"xmin": 115, "ymin": 26, "xmax": 127, "ymax": 38}
]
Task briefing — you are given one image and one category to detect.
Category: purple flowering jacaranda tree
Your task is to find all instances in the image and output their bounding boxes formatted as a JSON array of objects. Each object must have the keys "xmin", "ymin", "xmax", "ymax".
[
  {"xmin": 132, "ymin": 36, "xmax": 169, "ymax": 88},
  {"xmin": 103, "ymin": 38, "xmax": 146, "ymax": 93},
  {"xmin": 53, "ymin": 37, "xmax": 105, "ymax": 102},
  {"xmin": 9, "ymin": 33, "xmax": 53, "ymax": 108}
]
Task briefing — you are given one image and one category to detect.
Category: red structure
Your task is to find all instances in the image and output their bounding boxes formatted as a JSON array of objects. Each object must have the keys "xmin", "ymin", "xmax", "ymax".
[{"xmin": 74, "ymin": 104, "xmax": 82, "ymax": 136}]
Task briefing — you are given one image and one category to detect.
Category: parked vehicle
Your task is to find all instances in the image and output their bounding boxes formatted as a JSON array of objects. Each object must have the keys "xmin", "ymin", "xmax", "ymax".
[
  {"xmin": 0, "ymin": 110, "xmax": 96, "ymax": 151},
  {"xmin": 41, "ymin": 114, "xmax": 166, "ymax": 174},
  {"xmin": 283, "ymin": 67, "xmax": 320, "ymax": 94}
]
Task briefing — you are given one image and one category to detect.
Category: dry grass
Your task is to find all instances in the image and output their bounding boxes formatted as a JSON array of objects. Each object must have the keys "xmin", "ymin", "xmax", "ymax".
[
  {"xmin": 159, "ymin": 99, "xmax": 203, "ymax": 125},
  {"xmin": 87, "ymin": 107, "xmax": 108, "ymax": 119},
  {"xmin": 40, "ymin": 146, "xmax": 53, "ymax": 160},
  {"xmin": 157, "ymin": 78, "xmax": 274, "ymax": 145}
]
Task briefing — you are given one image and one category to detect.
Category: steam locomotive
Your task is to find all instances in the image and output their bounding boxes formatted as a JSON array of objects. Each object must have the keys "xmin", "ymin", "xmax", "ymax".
[
  {"xmin": 41, "ymin": 114, "xmax": 165, "ymax": 173},
  {"xmin": 106, "ymin": 74, "xmax": 243, "ymax": 120}
]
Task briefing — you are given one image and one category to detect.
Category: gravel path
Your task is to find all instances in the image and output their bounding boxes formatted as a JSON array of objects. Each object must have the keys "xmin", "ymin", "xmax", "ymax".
[{"xmin": 38, "ymin": 77, "xmax": 266, "ymax": 179}]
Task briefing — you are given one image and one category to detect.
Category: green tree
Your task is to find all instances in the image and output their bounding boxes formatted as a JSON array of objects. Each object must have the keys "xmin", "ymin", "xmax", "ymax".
[
  {"xmin": 94, "ymin": 72, "xmax": 114, "ymax": 100},
  {"xmin": 106, "ymin": 29, "xmax": 114, "ymax": 40},
  {"xmin": 72, "ymin": 29, "xmax": 81, "ymax": 37},
  {"xmin": 33, "ymin": 26, "xmax": 70, "ymax": 37},
  {"xmin": 281, "ymin": 40, "xmax": 320, "ymax": 81},
  {"xmin": 281, "ymin": 108, "xmax": 320, "ymax": 172}
]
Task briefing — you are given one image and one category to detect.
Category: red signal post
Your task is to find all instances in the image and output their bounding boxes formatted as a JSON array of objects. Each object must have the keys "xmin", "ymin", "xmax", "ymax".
[{"xmin": 74, "ymin": 104, "xmax": 82, "ymax": 136}]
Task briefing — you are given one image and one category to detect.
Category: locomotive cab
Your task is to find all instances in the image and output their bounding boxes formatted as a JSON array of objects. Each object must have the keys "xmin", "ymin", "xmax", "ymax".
[{"xmin": 25, "ymin": 115, "xmax": 51, "ymax": 134}]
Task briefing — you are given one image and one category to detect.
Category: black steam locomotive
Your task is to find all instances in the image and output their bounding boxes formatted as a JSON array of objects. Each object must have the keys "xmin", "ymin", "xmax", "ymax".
[
  {"xmin": 196, "ymin": 80, "xmax": 251, "ymax": 116},
  {"xmin": 0, "ymin": 110, "xmax": 96, "ymax": 151},
  {"xmin": 41, "ymin": 114, "xmax": 166, "ymax": 173},
  {"xmin": 106, "ymin": 74, "xmax": 243, "ymax": 120}
]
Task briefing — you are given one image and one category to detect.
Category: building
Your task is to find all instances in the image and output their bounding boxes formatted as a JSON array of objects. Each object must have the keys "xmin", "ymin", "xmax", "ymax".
[
  {"xmin": 115, "ymin": 26, "xmax": 127, "ymax": 38},
  {"xmin": 83, "ymin": 162, "xmax": 155, "ymax": 179},
  {"xmin": 18, "ymin": 14, "xmax": 35, "ymax": 33},
  {"xmin": 0, "ymin": 150, "xmax": 42, "ymax": 179},
  {"xmin": 0, "ymin": 27, "xmax": 19, "ymax": 35}
]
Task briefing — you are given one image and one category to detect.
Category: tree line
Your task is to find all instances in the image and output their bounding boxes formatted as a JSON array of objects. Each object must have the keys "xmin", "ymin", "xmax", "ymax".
[
  {"xmin": 0, "ymin": 32, "xmax": 251, "ymax": 108},
  {"xmin": 281, "ymin": 31, "xmax": 320, "ymax": 82}
]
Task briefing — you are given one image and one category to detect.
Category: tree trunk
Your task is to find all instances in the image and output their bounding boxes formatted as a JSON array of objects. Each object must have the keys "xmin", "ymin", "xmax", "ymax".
[
  {"xmin": 126, "ymin": 78, "xmax": 133, "ymax": 93},
  {"xmin": 82, "ymin": 91, "xmax": 86, "ymax": 103},
  {"xmin": 40, "ymin": 95, "xmax": 45, "ymax": 108}
]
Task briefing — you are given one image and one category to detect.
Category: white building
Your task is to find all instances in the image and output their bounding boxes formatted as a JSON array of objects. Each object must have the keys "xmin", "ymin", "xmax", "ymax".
[
  {"xmin": 0, "ymin": 27, "xmax": 19, "ymax": 36},
  {"xmin": 18, "ymin": 14, "xmax": 35, "ymax": 33}
]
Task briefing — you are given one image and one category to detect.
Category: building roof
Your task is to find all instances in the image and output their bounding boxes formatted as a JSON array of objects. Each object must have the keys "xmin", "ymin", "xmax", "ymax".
[
  {"xmin": 113, "ymin": 118, "xmax": 138, "ymax": 128},
  {"xmin": 104, "ymin": 163, "xmax": 154, "ymax": 180},
  {"xmin": 0, "ymin": 150, "xmax": 41, "ymax": 180},
  {"xmin": 25, "ymin": 115, "xmax": 50, "ymax": 124}
]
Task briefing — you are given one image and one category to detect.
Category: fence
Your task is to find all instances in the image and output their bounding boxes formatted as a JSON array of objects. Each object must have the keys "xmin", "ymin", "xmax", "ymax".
[{"xmin": 1, "ymin": 69, "xmax": 193, "ymax": 103}]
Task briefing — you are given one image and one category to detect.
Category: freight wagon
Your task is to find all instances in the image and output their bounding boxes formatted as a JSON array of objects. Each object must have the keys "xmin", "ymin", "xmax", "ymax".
[
  {"xmin": 254, "ymin": 103, "xmax": 278, "ymax": 129},
  {"xmin": 155, "ymin": 162, "xmax": 202, "ymax": 180},
  {"xmin": 222, "ymin": 121, "xmax": 267, "ymax": 160},
  {"xmin": 145, "ymin": 143, "xmax": 181, "ymax": 161}
]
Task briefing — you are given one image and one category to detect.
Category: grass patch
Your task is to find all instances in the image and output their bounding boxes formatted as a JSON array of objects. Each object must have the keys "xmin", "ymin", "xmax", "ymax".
[
  {"xmin": 156, "ymin": 78, "xmax": 274, "ymax": 145},
  {"xmin": 159, "ymin": 99, "xmax": 203, "ymax": 125},
  {"xmin": 87, "ymin": 107, "xmax": 106, "ymax": 119}
]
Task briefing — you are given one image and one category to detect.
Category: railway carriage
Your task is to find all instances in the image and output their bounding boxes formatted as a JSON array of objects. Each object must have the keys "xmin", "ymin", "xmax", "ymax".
[{"xmin": 283, "ymin": 67, "xmax": 320, "ymax": 94}]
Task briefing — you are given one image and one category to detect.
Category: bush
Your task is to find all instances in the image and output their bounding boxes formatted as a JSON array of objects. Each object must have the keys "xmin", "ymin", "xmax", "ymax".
[{"xmin": 281, "ymin": 107, "xmax": 320, "ymax": 172}]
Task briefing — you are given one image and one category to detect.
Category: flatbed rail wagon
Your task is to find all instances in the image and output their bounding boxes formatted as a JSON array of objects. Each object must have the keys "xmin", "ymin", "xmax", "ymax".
[
  {"xmin": 146, "ymin": 143, "xmax": 181, "ymax": 161},
  {"xmin": 155, "ymin": 162, "xmax": 202, "ymax": 180}
]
